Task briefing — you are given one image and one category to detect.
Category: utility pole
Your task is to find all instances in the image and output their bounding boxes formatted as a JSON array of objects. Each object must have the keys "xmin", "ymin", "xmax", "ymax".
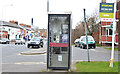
[
  {"xmin": 118, "ymin": 0, "xmax": 120, "ymax": 51},
  {"xmin": 110, "ymin": 0, "xmax": 117, "ymax": 67},
  {"xmin": 83, "ymin": 8, "xmax": 90, "ymax": 62},
  {"xmin": 47, "ymin": 0, "xmax": 49, "ymax": 12},
  {"xmin": 1, "ymin": 4, "xmax": 13, "ymax": 39}
]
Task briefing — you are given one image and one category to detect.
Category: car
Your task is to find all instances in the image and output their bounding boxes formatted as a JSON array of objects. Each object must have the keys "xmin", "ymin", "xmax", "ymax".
[
  {"xmin": 74, "ymin": 38, "xmax": 80, "ymax": 47},
  {"xmin": 27, "ymin": 37, "xmax": 43, "ymax": 48},
  {"xmin": 79, "ymin": 36, "xmax": 96, "ymax": 49},
  {"xmin": 15, "ymin": 38, "xmax": 25, "ymax": 45},
  {"xmin": 0, "ymin": 38, "xmax": 10, "ymax": 44}
]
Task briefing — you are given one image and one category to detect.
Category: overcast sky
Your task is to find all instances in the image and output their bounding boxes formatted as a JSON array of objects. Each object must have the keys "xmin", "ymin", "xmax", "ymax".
[{"xmin": 0, "ymin": 0, "xmax": 102, "ymax": 29}]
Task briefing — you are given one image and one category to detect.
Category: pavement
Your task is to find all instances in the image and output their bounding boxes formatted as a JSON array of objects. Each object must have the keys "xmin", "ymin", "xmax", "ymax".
[{"xmin": 20, "ymin": 48, "xmax": 47, "ymax": 55}]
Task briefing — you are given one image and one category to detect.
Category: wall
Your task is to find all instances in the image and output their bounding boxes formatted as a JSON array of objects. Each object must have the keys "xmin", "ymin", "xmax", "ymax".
[{"xmin": 4, "ymin": 26, "xmax": 20, "ymax": 40}]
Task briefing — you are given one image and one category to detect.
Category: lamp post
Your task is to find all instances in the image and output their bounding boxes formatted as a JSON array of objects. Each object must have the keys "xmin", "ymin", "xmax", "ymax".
[
  {"xmin": 1, "ymin": 4, "xmax": 13, "ymax": 39},
  {"xmin": 83, "ymin": 8, "xmax": 90, "ymax": 62},
  {"xmin": 0, "ymin": 4, "xmax": 13, "ymax": 74},
  {"xmin": 47, "ymin": 0, "xmax": 49, "ymax": 12}
]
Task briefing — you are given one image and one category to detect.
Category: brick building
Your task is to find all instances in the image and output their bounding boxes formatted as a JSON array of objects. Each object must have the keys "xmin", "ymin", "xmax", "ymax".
[
  {"xmin": 0, "ymin": 21, "xmax": 22, "ymax": 40},
  {"xmin": 39, "ymin": 29, "xmax": 47, "ymax": 38},
  {"xmin": 100, "ymin": 0, "xmax": 119, "ymax": 45},
  {"xmin": 0, "ymin": 29, "xmax": 8, "ymax": 39}
]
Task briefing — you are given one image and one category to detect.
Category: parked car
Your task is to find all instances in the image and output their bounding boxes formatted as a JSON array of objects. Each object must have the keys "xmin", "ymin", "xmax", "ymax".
[
  {"xmin": 0, "ymin": 38, "xmax": 10, "ymax": 44},
  {"xmin": 15, "ymin": 38, "xmax": 25, "ymax": 45},
  {"xmin": 79, "ymin": 36, "xmax": 96, "ymax": 49},
  {"xmin": 27, "ymin": 37, "xmax": 43, "ymax": 48},
  {"xmin": 74, "ymin": 38, "xmax": 80, "ymax": 47}
]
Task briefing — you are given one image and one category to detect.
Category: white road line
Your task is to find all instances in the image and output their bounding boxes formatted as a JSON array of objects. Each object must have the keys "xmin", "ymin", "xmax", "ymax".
[{"xmin": 2, "ymin": 62, "xmax": 46, "ymax": 65}]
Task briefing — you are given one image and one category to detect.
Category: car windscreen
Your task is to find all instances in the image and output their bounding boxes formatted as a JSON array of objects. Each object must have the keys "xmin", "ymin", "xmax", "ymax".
[
  {"xmin": 31, "ymin": 37, "xmax": 40, "ymax": 41},
  {"xmin": 82, "ymin": 37, "xmax": 94, "ymax": 41}
]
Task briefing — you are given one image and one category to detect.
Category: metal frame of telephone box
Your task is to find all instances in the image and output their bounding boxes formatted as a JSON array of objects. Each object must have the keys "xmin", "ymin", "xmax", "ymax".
[{"xmin": 47, "ymin": 12, "xmax": 72, "ymax": 70}]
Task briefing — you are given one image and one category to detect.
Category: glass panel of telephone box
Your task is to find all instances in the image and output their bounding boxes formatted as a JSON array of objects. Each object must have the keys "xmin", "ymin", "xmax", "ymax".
[{"xmin": 48, "ymin": 14, "xmax": 70, "ymax": 68}]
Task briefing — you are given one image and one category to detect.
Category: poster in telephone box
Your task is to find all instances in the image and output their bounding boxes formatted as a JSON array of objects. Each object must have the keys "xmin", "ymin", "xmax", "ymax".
[{"xmin": 47, "ymin": 12, "xmax": 72, "ymax": 70}]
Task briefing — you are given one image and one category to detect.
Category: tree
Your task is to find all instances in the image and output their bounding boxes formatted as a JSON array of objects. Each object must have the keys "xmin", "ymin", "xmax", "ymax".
[
  {"xmin": 72, "ymin": 9, "xmax": 100, "ymax": 44},
  {"xmin": 86, "ymin": 9, "xmax": 100, "ymax": 36}
]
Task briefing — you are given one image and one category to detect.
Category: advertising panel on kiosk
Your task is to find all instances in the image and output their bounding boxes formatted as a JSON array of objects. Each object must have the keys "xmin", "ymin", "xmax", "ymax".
[{"xmin": 47, "ymin": 12, "xmax": 72, "ymax": 70}]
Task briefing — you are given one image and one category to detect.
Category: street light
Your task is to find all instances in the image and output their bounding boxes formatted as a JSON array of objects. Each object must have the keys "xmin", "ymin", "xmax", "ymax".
[
  {"xmin": 47, "ymin": 0, "xmax": 49, "ymax": 12},
  {"xmin": 0, "ymin": 4, "xmax": 13, "ymax": 74},
  {"xmin": 83, "ymin": 8, "xmax": 90, "ymax": 62},
  {"xmin": 1, "ymin": 4, "xmax": 13, "ymax": 39}
]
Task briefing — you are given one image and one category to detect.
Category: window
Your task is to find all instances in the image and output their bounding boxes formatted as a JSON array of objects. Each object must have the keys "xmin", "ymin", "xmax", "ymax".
[
  {"xmin": 109, "ymin": 29, "xmax": 112, "ymax": 35},
  {"xmin": 106, "ymin": 28, "xmax": 113, "ymax": 36}
]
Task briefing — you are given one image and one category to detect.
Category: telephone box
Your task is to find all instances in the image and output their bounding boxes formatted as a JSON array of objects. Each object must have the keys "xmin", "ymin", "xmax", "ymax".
[{"xmin": 47, "ymin": 12, "xmax": 72, "ymax": 70}]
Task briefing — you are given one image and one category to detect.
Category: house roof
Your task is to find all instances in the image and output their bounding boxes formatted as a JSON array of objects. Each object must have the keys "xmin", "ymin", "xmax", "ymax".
[
  {"xmin": 39, "ymin": 29, "xmax": 47, "ymax": 31},
  {"xmin": 0, "ymin": 21, "xmax": 23, "ymax": 29},
  {"xmin": 18, "ymin": 25, "xmax": 32, "ymax": 31},
  {"xmin": 0, "ymin": 28, "xmax": 8, "ymax": 32}
]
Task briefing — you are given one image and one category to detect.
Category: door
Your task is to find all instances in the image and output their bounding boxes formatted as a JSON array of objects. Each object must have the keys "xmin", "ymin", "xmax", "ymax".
[{"xmin": 47, "ymin": 14, "xmax": 71, "ymax": 69}]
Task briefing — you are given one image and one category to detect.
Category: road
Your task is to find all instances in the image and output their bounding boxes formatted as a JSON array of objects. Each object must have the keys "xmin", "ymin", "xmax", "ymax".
[
  {"xmin": 72, "ymin": 46, "xmax": 118, "ymax": 62},
  {"xmin": 1, "ymin": 42, "xmax": 47, "ymax": 72},
  {"xmin": 1, "ymin": 42, "xmax": 119, "ymax": 72}
]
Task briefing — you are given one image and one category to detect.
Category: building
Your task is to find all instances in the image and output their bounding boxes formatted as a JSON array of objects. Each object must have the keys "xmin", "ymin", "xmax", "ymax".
[
  {"xmin": 0, "ymin": 21, "xmax": 22, "ymax": 40},
  {"xmin": 39, "ymin": 29, "xmax": 47, "ymax": 38},
  {"xmin": 19, "ymin": 23, "xmax": 34, "ymax": 39},
  {"xmin": 0, "ymin": 28, "xmax": 8, "ymax": 39},
  {"xmin": 100, "ymin": 0, "xmax": 119, "ymax": 45}
]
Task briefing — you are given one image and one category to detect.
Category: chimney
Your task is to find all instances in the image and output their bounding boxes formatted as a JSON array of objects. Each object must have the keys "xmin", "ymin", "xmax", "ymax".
[
  {"xmin": 9, "ymin": 20, "xmax": 15, "ymax": 24},
  {"xmin": 15, "ymin": 21, "xmax": 18, "ymax": 25},
  {"xmin": 101, "ymin": 0, "xmax": 106, "ymax": 3},
  {"xmin": 31, "ymin": 18, "xmax": 33, "ymax": 25}
]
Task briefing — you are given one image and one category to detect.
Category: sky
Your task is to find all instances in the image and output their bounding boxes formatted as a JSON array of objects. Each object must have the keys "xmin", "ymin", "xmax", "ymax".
[{"xmin": 0, "ymin": 0, "xmax": 103, "ymax": 29}]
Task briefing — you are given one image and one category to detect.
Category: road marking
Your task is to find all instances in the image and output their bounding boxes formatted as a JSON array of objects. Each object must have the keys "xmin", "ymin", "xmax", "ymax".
[
  {"xmin": 2, "ymin": 62, "xmax": 46, "ymax": 65},
  {"xmin": 90, "ymin": 49, "xmax": 96, "ymax": 51},
  {"xmin": 18, "ymin": 53, "xmax": 46, "ymax": 56},
  {"xmin": 79, "ymin": 49, "xmax": 87, "ymax": 51},
  {"xmin": 15, "ymin": 62, "xmax": 46, "ymax": 65}
]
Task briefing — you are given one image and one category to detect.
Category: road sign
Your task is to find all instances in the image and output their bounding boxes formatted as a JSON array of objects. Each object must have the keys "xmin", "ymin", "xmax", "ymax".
[
  {"xmin": 110, "ymin": 23, "xmax": 113, "ymax": 29},
  {"xmin": 99, "ymin": 3, "xmax": 114, "ymax": 18}
]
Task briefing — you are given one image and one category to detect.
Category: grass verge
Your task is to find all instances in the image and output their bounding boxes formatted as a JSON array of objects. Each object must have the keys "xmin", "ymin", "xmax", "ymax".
[
  {"xmin": 104, "ymin": 48, "xmax": 118, "ymax": 51},
  {"xmin": 72, "ymin": 44, "xmax": 75, "ymax": 46},
  {"xmin": 75, "ymin": 61, "xmax": 118, "ymax": 72},
  {"xmin": 96, "ymin": 44, "xmax": 102, "ymax": 47}
]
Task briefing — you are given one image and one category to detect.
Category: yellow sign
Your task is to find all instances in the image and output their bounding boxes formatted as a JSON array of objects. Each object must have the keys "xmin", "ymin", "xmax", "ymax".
[{"xmin": 99, "ymin": 3, "xmax": 114, "ymax": 18}]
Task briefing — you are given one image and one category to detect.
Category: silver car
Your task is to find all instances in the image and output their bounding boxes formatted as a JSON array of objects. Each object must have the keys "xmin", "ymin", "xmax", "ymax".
[{"xmin": 27, "ymin": 37, "xmax": 43, "ymax": 48}]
